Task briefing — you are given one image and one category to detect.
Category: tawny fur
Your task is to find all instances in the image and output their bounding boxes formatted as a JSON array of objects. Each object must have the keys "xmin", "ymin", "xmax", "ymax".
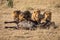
[
  {"xmin": 12, "ymin": 10, "xmax": 25, "ymax": 22},
  {"xmin": 31, "ymin": 9, "xmax": 41, "ymax": 22},
  {"xmin": 41, "ymin": 11, "xmax": 52, "ymax": 23},
  {"xmin": 19, "ymin": 13, "xmax": 25, "ymax": 22},
  {"xmin": 13, "ymin": 10, "xmax": 20, "ymax": 21}
]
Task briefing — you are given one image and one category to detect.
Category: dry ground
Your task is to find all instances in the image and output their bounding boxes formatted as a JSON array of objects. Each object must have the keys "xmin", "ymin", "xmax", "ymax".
[{"xmin": 0, "ymin": 0, "xmax": 60, "ymax": 40}]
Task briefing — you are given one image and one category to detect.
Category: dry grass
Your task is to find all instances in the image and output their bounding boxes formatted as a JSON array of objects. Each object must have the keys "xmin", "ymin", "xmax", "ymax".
[{"xmin": 0, "ymin": 0, "xmax": 60, "ymax": 40}]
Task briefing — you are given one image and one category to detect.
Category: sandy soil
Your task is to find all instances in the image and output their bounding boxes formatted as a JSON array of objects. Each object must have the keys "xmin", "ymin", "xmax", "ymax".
[{"xmin": 0, "ymin": 0, "xmax": 60, "ymax": 40}]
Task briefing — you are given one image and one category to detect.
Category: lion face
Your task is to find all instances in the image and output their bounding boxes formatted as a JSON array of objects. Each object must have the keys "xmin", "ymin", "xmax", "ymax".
[
  {"xmin": 31, "ymin": 9, "xmax": 40, "ymax": 21},
  {"xmin": 19, "ymin": 13, "xmax": 25, "ymax": 22},
  {"xmin": 44, "ymin": 11, "xmax": 51, "ymax": 21},
  {"xmin": 41, "ymin": 11, "xmax": 52, "ymax": 23},
  {"xmin": 13, "ymin": 10, "xmax": 21, "ymax": 21}
]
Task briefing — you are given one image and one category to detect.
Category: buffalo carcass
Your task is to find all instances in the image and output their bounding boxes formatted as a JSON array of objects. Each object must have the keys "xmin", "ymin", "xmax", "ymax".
[{"xmin": 18, "ymin": 21, "xmax": 36, "ymax": 30}]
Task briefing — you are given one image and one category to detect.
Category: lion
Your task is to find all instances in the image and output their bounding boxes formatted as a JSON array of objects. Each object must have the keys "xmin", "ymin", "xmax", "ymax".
[
  {"xmin": 40, "ymin": 11, "xmax": 52, "ymax": 28},
  {"xmin": 12, "ymin": 10, "xmax": 21, "ymax": 21},
  {"xmin": 31, "ymin": 9, "xmax": 41, "ymax": 24},
  {"xmin": 41, "ymin": 11, "xmax": 51, "ymax": 23},
  {"xmin": 19, "ymin": 12, "xmax": 25, "ymax": 22},
  {"xmin": 12, "ymin": 10, "xmax": 26, "ymax": 22}
]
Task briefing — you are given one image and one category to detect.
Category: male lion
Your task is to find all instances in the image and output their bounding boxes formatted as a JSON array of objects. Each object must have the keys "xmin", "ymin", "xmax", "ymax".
[{"xmin": 31, "ymin": 9, "xmax": 41, "ymax": 24}]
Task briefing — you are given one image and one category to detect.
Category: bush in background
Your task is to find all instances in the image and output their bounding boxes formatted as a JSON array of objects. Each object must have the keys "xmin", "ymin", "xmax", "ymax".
[{"xmin": 7, "ymin": 0, "xmax": 13, "ymax": 8}]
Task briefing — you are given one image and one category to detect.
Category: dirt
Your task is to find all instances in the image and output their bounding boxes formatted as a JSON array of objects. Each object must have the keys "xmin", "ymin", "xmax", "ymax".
[{"xmin": 0, "ymin": 0, "xmax": 60, "ymax": 40}]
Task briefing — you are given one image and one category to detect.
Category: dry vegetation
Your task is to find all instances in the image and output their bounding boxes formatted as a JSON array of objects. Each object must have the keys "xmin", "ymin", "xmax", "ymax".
[{"xmin": 0, "ymin": 0, "xmax": 60, "ymax": 40}]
